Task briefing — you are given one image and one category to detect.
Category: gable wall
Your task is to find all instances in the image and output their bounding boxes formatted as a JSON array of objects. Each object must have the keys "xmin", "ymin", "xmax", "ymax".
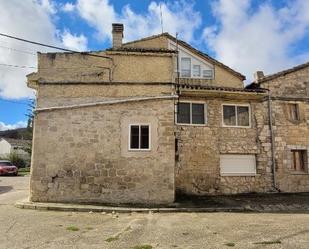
[
  {"xmin": 124, "ymin": 36, "xmax": 245, "ymax": 88},
  {"xmin": 123, "ymin": 36, "xmax": 169, "ymax": 49}
]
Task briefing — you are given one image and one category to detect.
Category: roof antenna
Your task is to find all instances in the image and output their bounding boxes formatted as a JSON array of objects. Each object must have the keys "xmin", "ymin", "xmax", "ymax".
[{"xmin": 160, "ymin": 3, "xmax": 164, "ymax": 33}]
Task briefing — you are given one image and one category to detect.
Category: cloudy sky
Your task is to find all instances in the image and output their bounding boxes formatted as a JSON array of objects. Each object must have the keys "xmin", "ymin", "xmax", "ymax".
[{"xmin": 0, "ymin": 0, "xmax": 308, "ymax": 130}]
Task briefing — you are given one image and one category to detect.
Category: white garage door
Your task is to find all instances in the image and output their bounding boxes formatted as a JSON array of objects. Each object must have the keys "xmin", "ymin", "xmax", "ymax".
[{"xmin": 220, "ymin": 154, "xmax": 256, "ymax": 176}]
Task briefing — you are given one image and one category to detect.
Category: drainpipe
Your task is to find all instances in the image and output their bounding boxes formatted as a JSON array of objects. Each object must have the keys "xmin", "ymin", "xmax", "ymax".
[{"xmin": 263, "ymin": 88, "xmax": 280, "ymax": 191}]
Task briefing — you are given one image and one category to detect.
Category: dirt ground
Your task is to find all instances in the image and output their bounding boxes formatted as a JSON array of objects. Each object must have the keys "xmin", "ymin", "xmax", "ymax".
[{"xmin": 1, "ymin": 176, "xmax": 309, "ymax": 249}]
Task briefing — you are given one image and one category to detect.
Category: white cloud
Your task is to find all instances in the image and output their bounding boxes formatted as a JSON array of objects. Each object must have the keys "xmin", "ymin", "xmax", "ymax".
[
  {"xmin": 203, "ymin": 0, "xmax": 309, "ymax": 82},
  {"xmin": 0, "ymin": 0, "xmax": 60, "ymax": 99},
  {"xmin": 62, "ymin": 2, "xmax": 75, "ymax": 12},
  {"xmin": 40, "ymin": 0, "xmax": 57, "ymax": 14},
  {"xmin": 0, "ymin": 121, "xmax": 27, "ymax": 131},
  {"xmin": 76, "ymin": 0, "xmax": 201, "ymax": 44},
  {"xmin": 0, "ymin": 0, "xmax": 88, "ymax": 99},
  {"xmin": 62, "ymin": 31, "xmax": 88, "ymax": 51}
]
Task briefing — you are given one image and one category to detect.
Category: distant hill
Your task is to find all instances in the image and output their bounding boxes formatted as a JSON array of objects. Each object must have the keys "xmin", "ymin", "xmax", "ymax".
[{"xmin": 0, "ymin": 128, "xmax": 32, "ymax": 140}]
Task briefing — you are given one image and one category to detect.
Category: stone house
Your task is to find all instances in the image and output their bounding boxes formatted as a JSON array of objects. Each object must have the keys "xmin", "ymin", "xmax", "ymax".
[{"xmin": 27, "ymin": 24, "xmax": 309, "ymax": 205}]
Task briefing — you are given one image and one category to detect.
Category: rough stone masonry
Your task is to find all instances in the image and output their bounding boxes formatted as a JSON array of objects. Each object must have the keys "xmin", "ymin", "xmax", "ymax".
[{"xmin": 27, "ymin": 24, "xmax": 309, "ymax": 205}]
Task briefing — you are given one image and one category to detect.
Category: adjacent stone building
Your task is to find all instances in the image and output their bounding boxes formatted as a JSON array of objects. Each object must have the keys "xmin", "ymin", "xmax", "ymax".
[{"xmin": 27, "ymin": 23, "xmax": 309, "ymax": 205}]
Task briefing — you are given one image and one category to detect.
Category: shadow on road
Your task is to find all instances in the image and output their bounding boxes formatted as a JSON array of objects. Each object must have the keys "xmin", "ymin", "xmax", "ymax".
[{"xmin": 0, "ymin": 185, "xmax": 13, "ymax": 194}]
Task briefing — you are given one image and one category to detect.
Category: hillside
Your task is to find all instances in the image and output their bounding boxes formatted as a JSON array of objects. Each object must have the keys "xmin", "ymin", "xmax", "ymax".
[{"xmin": 0, "ymin": 128, "xmax": 32, "ymax": 140}]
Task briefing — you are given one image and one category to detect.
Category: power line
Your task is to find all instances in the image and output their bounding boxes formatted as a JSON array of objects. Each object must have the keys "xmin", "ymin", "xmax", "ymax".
[
  {"xmin": 0, "ymin": 33, "xmax": 112, "ymax": 60},
  {"xmin": 0, "ymin": 63, "xmax": 36, "ymax": 69},
  {"xmin": 0, "ymin": 45, "xmax": 36, "ymax": 55},
  {"xmin": 0, "ymin": 62, "xmax": 113, "ymax": 71}
]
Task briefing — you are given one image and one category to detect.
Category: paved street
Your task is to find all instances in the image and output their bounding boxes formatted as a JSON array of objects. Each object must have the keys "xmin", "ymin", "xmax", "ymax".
[{"xmin": 0, "ymin": 176, "xmax": 309, "ymax": 249}]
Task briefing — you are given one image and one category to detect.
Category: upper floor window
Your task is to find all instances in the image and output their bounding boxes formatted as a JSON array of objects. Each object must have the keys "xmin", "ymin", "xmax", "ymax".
[
  {"xmin": 223, "ymin": 104, "xmax": 250, "ymax": 127},
  {"xmin": 193, "ymin": 65, "xmax": 201, "ymax": 77},
  {"xmin": 129, "ymin": 124, "xmax": 150, "ymax": 150},
  {"xmin": 181, "ymin": 57, "xmax": 191, "ymax": 77},
  {"xmin": 288, "ymin": 103, "xmax": 300, "ymax": 121},
  {"xmin": 177, "ymin": 102, "xmax": 206, "ymax": 125},
  {"xmin": 203, "ymin": 69, "xmax": 213, "ymax": 79},
  {"xmin": 291, "ymin": 150, "xmax": 307, "ymax": 173}
]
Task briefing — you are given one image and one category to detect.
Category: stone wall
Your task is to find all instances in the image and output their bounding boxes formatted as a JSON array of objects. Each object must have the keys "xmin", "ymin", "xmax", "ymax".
[
  {"xmin": 31, "ymin": 51, "xmax": 174, "ymax": 85},
  {"xmin": 260, "ymin": 66, "xmax": 309, "ymax": 192},
  {"xmin": 175, "ymin": 97, "xmax": 273, "ymax": 195},
  {"xmin": 124, "ymin": 35, "xmax": 168, "ymax": 49},
  {"xmin": 30, "ymin": 99, "xmax": 175, "ymax": 204}
]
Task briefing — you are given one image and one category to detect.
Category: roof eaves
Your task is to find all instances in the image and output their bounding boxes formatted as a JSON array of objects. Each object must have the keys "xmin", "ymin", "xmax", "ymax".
[
  {"xmin": 255, "ymin": 61, "xmax": 309, "ymax": 84},
  {"xmin": 179, "ymin": 84, "xmax": 266, "ymax": 93}
]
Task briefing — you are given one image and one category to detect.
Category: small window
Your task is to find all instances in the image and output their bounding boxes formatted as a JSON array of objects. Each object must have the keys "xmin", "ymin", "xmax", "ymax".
[
  {"xmin": 181, "ymin": 57, "xmax": 191, "ymax": 77},
  {"xmin": 177, "ymin": 102, "xmax": 206, "ymax": 125},
  {"xmin": 129, "ymin": 124, "xmax": 150, "ymax": 150},
  {"xmin": 193, "ymin": 65, "xmax": 201, "ymax": 77},
  {"xmin": 289, "ymin": 104, "xmax": 300, "ymax": 121},
  {"xmin": 291, "ymin": 150, "xmax": 307, "ymax": 172},
  {"xmin": 203, "ymin": 69, "xmax": 213, "ymax": 79},
  {"xmin": 223, "ymin": 105, "xmax": 250, "ymax": 127}
]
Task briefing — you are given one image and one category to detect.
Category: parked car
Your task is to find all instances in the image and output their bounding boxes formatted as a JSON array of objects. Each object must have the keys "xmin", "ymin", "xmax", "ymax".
[{"xmin": 0, "ymin": 160, "xmax": 18, "ymax": 176}]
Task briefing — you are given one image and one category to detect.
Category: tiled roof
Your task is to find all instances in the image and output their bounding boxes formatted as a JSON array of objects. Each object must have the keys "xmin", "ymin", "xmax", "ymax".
[
  {"xmin": 106, "ymin": 47, "xmax": 177, "ymax": 53},
  {"xmin": 179, "ymin": 84, "xmax": 266, "ymax": 93},
  {"xmin": 123, "ymin": 33, "xmax": 246, "ymax": 81},
  {"xmin": 253, "ymin": 61, "xmax": 309, "ymax": 84}
]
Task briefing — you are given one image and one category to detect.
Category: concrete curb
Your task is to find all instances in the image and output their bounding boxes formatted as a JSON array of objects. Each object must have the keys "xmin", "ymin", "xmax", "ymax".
[{"xmin": 15, "ymin": 200, "xmax": 247, "ymax": 213}]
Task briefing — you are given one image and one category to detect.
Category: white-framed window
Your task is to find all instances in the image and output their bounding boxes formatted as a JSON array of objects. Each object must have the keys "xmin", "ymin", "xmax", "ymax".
[
  {"xmin": 177, "ymin": 102, "xmax": 207, "ymax": 125},
  {"xmin": 203, "ymin": 69, "xmax": 213, "ymax": 79},
  {"xmin": 193, "ymin": 65, "xmax": 201, "ymax": 77},
  {"xmin": 129, "ymin": 124, "xmax": 151, "ymax": 151},
  {"xmin": 181, "ymin": 57, "xmax": 191, "ymax": 77},
  {"xmin": 222, "ymin": 104, "xmax": 250, "ymax": 127},
  {"xmin": 220, "ymin": 154, "xmax": 256, "ymax": 176}
]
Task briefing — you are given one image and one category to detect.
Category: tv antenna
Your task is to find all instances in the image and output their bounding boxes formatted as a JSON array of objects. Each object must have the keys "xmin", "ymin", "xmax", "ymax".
[{"xmin": 160, "ymin": 3, "xmax": 164, "ymax": 33}]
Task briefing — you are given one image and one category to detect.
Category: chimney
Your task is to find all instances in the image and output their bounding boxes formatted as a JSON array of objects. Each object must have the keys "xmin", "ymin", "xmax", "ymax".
[
  {"xmin": 112, "ymin": 23, "xmax": 124, "ymax": 48},
  {"xmin": 254, "ymin": 71, "xmax": 264, "ymax": 82}
]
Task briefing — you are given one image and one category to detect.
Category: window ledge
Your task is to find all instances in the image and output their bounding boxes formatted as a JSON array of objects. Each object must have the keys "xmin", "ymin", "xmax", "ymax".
[
  {"xmin": 128, "ymin": 149, "xmax": 151, "ymax": 152},
  {"xmin": 222, "ymin": 125, "xmax": 252, "ymax": 129},
  {"xmin": 290, "ymin": 172, "xmax": 309, "ymax": 175},
  {"xmin": 176, "ymin": 123, "xmax": 208, "ymax": 127},
  {"xmin": 221, "ymin": 173, "xmax": 257, "ymax": 177}
]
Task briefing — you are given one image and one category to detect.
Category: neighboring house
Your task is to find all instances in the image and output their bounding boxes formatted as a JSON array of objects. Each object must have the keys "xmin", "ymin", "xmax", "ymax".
[
  {"xmin": 247, "ymin": 63, "xmax": 309, "ymax": 192},
  {"xmin": 0, "ymin": 138, "xmax": 31, "ymax": 161},
  {"xmin": 26, "ymin": 23, "xmax": 309, "ymax": 205}
]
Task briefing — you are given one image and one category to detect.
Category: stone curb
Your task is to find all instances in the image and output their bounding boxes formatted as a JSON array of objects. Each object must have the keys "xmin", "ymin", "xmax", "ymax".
[{"xmin": 15, "ymin": 200, "xmax": 247, "ymax": 213}]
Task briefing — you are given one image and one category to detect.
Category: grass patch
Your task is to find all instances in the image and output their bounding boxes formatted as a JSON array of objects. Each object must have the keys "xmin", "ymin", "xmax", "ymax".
[
  {"xmin": 254, "ymin": 240, "xmax": 281, "ymax": 245},
  {"xmin": 85, "ymin": 227, "xmax": 93, "ymax": 230},
  {"xmin": 133, "ymin": 245, "xmax": 153, "ymax": 249},
  {"xmin": 105, "ymin": 235, "xmax": 119, "ymax": 242},
  {"xmin": 225, "ymin": 242, "xmax": 235, "ymax": 247},
  {"xmin": 66, "ymin": 225, "xmax": 79, "ymax": 231}
]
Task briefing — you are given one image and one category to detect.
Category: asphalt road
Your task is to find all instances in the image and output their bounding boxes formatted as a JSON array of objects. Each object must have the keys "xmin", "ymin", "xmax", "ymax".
[{"xmin": 0, "ymin": 176, "xmax": 309, "ymax": 249}]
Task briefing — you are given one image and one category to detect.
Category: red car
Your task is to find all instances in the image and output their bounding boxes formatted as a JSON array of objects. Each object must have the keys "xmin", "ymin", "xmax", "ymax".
[{"xmin": 0, "ymin": 160, "xmax": 18, "ymax": 176}]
